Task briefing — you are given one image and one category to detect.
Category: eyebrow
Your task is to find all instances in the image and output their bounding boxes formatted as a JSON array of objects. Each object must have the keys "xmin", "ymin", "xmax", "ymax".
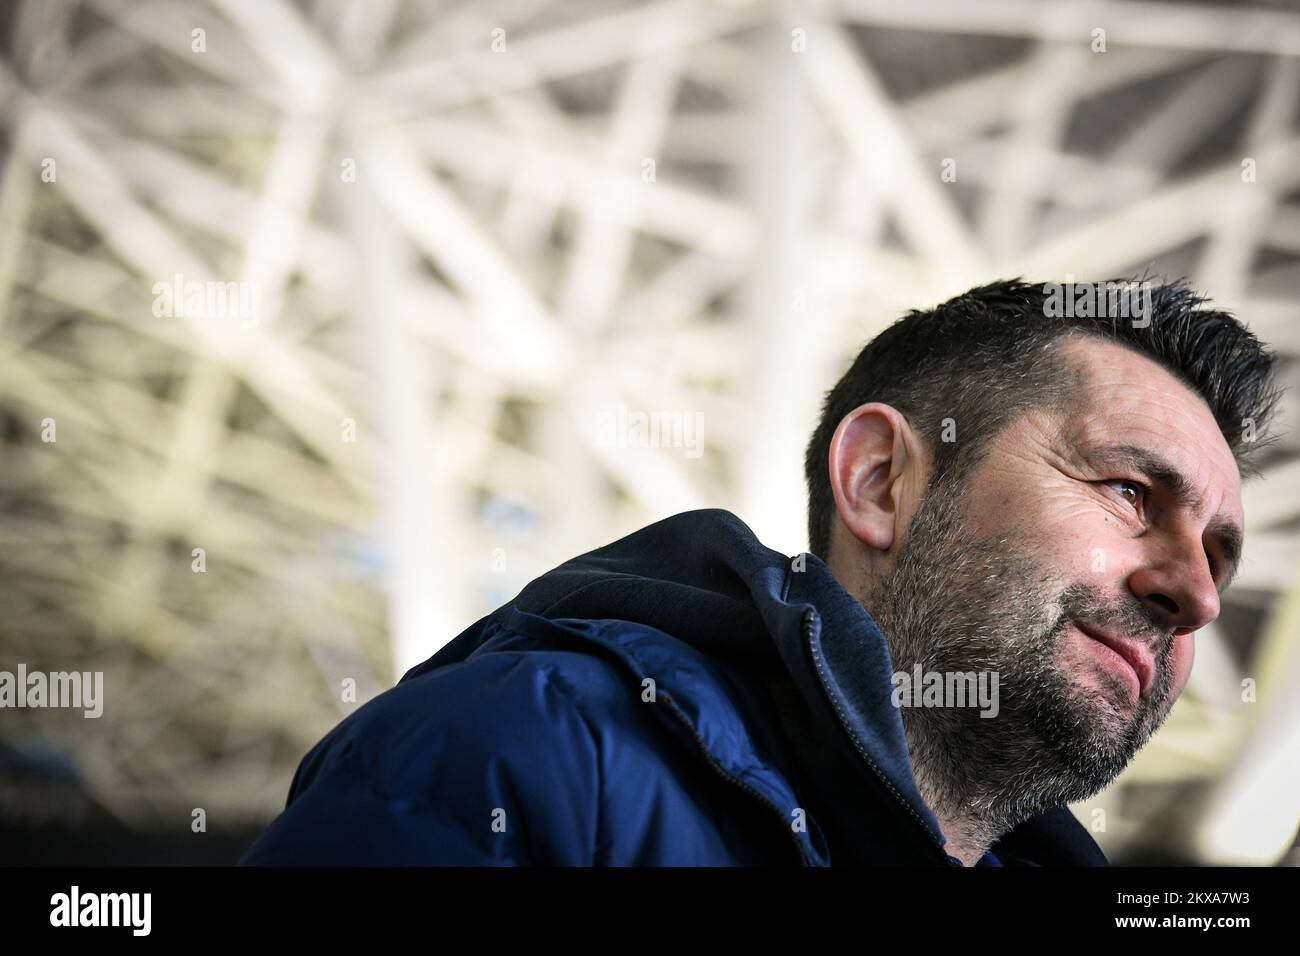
[{"xmin": 1086, "ymin": 443, "xmax": 1243, "ymax": 591}]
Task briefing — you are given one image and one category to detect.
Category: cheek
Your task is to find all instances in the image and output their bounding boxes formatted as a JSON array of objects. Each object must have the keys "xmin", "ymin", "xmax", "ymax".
[
  {"xmin": 980, "ymin": 484, "xmax": 1125, "ymax": 574},
  {"xmin": 1167, "ymin": 633, "xmax": 1196, "ymax": 700}
]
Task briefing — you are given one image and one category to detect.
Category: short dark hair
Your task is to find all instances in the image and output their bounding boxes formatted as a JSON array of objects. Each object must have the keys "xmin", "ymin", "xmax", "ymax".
[{"xmin": 803, "ymin": 277, "xmax": 1281, "ymax": 559}]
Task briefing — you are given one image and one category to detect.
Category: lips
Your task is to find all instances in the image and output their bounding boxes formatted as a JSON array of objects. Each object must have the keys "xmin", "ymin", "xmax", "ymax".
[{"xmin": 1075, "ymin": 622, "xmax": 1155, "ymax": 699}]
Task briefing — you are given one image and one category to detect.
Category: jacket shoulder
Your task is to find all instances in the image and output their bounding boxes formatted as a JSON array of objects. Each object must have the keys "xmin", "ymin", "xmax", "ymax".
[
  {"xmin": 243, "ymin": 645, "xmax": 610, "ymax": 865},
  {"xmin": 242, "ymin": 613, "xmax": 798, "ymax": 865}
]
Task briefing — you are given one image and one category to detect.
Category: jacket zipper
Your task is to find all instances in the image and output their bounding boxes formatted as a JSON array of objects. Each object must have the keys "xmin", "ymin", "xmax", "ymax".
[
  {"xmin": 800, "ymin": 607, "xmax": 959, "ymax": 867},
  {"xmin": 660, "ymin": 692, "xmax": 813, "ymax": 867}
]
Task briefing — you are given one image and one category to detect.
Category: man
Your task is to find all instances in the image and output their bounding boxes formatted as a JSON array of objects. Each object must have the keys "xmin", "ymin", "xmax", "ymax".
[{"xmin": 241, "ymin": 278, "xmax": 1278, "ymax": 866}]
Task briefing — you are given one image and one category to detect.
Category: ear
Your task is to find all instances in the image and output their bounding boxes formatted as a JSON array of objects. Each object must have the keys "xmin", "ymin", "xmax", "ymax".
[{"xmin": 827, "ymin": 403, "xmax": 922, "ymax": 553}]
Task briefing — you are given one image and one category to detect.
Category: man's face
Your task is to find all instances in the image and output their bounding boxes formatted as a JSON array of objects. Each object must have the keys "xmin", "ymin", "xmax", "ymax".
[{"xmin": 870, "ymin": 336, "xmax": 1243, "ymax": 823}]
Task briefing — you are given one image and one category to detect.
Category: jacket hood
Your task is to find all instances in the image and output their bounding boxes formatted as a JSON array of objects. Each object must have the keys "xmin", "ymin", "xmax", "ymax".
[{"xmin": 403, "ymin": 508, "xmax": 1109, "ymax": 867}]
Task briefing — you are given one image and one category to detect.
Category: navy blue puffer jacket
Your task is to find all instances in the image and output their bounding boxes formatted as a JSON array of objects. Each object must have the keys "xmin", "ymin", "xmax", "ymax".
[{"xmin": 240, "ymin": 509, "xmax": 1109, "ymax": 866}]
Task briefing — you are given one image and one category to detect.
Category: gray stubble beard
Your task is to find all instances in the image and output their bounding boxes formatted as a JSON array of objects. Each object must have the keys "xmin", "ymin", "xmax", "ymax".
[{"xmin": 866, "ymin": 473, "xmax": 1178, "ymax": 845}]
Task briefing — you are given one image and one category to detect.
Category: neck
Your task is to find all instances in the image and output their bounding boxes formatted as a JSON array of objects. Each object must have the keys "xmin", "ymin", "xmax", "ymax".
[
  {"xmin": 896, "ymin": 712, "xmax": 1018, "ymax": 865},
  {"xmin": 929, "ymin": 804, "xmax": 997, "ymax": 867}
]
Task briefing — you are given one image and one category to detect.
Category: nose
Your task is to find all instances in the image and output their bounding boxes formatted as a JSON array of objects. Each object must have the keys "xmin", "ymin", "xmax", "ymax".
[{"xmin": 1127, "ymin": 536, "xmax": 1221, "ymax": 637}]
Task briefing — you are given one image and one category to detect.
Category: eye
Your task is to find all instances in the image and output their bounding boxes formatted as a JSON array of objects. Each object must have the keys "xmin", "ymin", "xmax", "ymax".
[{"xmin": 1101, "ymin": 478, "xmax": 1146, "ymax": 512}]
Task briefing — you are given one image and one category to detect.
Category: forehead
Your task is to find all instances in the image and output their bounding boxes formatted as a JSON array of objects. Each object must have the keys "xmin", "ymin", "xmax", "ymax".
[{"xmin": 1049, "ymin": 335, "xmax": 1243, "ymax": 518}]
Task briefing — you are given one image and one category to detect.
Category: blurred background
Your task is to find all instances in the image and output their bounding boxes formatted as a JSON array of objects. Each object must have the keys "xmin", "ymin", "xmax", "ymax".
[{"xmin": 1, "ymin": 0, "xmax": 1297, "ymax": 865}]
